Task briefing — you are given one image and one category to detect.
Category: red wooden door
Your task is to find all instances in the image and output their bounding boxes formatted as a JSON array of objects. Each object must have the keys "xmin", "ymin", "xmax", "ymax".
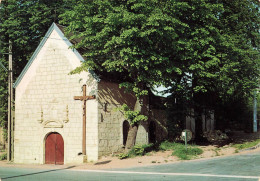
[{"xmin": 45, "ymin": 133, "xmax": 64, "ymax": 165}]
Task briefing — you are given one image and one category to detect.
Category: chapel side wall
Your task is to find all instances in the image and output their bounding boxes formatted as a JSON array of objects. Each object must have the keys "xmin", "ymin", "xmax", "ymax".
[
  {"xmin": 150, "ymin": 109, "xmax": 168, "ymax": 142},
  {"xmin": 97, "ymin": 80, "xmax": 149, "ymax": 157},
  {"xmin": 14, "ymin": 29, "xmax": 98, "ymax": 164},
  {"xmin": 0, "ymin": 127, "xmax": 4, "ymax": 146}
]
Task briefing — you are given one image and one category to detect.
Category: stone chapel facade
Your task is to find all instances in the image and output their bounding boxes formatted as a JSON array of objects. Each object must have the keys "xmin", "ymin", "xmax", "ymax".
[{"xmin": 13, "ymin": 23, "xmax": 167, "ymax": 164}]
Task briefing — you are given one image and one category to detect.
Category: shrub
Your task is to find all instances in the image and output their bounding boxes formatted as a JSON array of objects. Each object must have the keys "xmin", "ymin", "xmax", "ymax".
[
  {"xmin": 119, "ymin": 143, "xmax": 154, "ymax": 159},
  {"xmin": 128, "ymin": 144, "xmax": 149, "ymax": 157},
  {"xmin": 133, "ymin": 145, "xmax": 145, "ymax": 156},
  {"xmin": 118, "ymin": 153, "xmax": 129, "ymax": 160},
  {"xmin": 0, "ymin": 153, "xmax": 7, "ymax": 161}
]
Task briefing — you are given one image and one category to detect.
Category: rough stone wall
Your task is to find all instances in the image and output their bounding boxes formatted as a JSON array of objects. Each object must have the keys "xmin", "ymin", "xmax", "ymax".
[
  {"xmin": 149, "ymin": 109, "xmax": 168, "ymax": 142},
  {"xmin": 97, "ymin": 81, "xmax": 168, "ymax": 157},
  {"xmin": 0, "ymin": 127, "xmax": 4, "ymax": 146},
  {"xmin": 97, "ymin": 80, "xmax": 150, "ymax": 157},
  {"xmin": 14, "ymin": 28, "xmax": 98, "ymax": 164}
]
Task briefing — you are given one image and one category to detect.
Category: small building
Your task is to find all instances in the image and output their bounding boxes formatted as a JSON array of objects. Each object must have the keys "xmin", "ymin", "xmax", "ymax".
[{"xmin": 13, "ymin": 23, "xmax": 167, "ymax": 164}]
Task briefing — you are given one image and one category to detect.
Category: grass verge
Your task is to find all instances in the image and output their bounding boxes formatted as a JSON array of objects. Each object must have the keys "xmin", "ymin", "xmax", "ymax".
[
  {"xmin": 232, "ymin": 139, "xmax": 260, "ymax": 151},
  {"xmin": 160, "ymin": 141, "xmax": 203, "ymax": 160},
  {"xmin": 118, "ymin": 141, "xmax": 203, "ymax": 160}
]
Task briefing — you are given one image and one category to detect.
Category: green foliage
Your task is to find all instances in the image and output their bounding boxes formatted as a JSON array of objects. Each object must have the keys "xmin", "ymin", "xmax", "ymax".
[
  {"xmin": 172, "ymin": 146, "xmax": 203, "ymax": 160},
  {"xmin": 118, "ymin": 153, "xmax": 129, "ymax": 160},
  {"xmin": 61, "ymin": 0, "xmax": 259, "ymax": 137},
  {"xmin": 159, "ymin": 141, "xmax": 203, "ymax": 160},
  {"xmin": 159, "ymin": 141, "xmax": 180, "ymax": 151},
  {"xmin": 61, "ymin": 0, "xmax": 189, "ymax": 97},
  {"xmin": 0, "ymin": 153, "xmax": 7, "ymax": 161},
  {"xmin": 118, "ymin": 143, "xmax": 153, "ymax": 159},
  {"xmin": 117, "ymin": 104, "xmax": 147, "ymax": 125},
  {"xmin": 232, "ymin": 139, "xmax": 260, "ymax": 151},
  {"xmin": 129, "ymin": 144, "xmax": 154, "ymax": 157}
]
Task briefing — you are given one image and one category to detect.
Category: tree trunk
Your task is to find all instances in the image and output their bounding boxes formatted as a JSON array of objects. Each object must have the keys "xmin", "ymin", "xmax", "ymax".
[
  {"xmin": 125, "ymin": 98, "xmax": 145, "ymax": 151},
  {"xmin": 125, "ymin": 124, "xmax": 138, "ymax": 150}
]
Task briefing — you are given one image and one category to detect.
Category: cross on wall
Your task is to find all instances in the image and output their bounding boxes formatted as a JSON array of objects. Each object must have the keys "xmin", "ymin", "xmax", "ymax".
[{"xmin": 74, "ymin": 84, "xmax": 95, "ymax": 155}]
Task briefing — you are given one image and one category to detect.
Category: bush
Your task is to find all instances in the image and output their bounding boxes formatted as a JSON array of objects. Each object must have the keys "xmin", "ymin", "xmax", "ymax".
[
  {"xmin": 118, "ymin": 143, "xmax": 154, "ymax": 159},
  {"xmin": 0, "ymin": 153, "xmax": 7, "ymax": 161},
  {"xmin": 129, "ymin": 144, "xmax": 153, "ymax": 157},
  {"xmin": 172, "ymin": 146, "xmax": 203, "ymax": 160},
  {"xmin": 118, "ymin": 153, "xmax": 129, "ymax": 160}
]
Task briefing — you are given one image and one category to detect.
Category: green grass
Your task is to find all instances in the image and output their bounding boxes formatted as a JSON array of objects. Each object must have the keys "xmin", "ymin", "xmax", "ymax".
[
  {"xmin": 172, "ymin": 145, "xmax": 203, "ymax": 160},
  {"xmin": 117, "ymin": 141, "xmax": 204, "ymax": 160},
  {"xmin": 232, "ymin": 139, "xmax": 260, "ymax": 151},
  {"xmin": 159, "ymin": 141, "xmax": 203, "ymax": 160},
  {"xmin": 159, "ymin": 141, "xmax": 182, "ymax": 151}
]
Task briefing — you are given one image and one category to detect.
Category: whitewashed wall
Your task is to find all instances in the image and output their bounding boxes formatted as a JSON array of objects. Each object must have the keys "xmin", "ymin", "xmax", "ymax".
[{"xmin": 14, "ymin": 27, "xmax": 98, "ymax": 164}]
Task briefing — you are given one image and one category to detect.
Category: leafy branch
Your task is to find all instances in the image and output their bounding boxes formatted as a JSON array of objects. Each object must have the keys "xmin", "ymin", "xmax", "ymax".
[{"xmin": 117, "ymin": 104, "xmax": 148, "ymax": 125}]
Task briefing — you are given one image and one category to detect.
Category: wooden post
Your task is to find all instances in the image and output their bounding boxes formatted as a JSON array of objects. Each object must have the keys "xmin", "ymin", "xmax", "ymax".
[
  {"xmin": 82, "ymin": 85, "xmax": 87, "ymax": 155},
  {"xmin": 7, "ymin": 40, "xmax": 13, "ymax": 161},
  {"xmin": 74, "ymin": 85, "xmax": 95, "ymax": 155},
  {"xmin": 253, "ymin": 90, "xmax": 257, "ymax": 133}
]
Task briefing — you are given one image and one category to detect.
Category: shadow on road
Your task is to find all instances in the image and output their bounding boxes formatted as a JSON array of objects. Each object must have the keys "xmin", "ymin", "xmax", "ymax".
[{"xmin": 0, "ymin": 166, "xmax": 76, "ymax": 180}]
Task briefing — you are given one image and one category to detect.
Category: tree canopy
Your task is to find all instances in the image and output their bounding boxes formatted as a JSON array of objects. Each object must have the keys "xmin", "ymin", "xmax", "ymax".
[
  {"xmin": 0, "ymin": 0, "xmax": 259, "ymax": 141},
  {"xmin": 61, "ymin": 0, "xmax": 259, "ymax": 97},
  {"xmin": 61, "ymin": 0, "xmax": 259, "ymax": 136}
]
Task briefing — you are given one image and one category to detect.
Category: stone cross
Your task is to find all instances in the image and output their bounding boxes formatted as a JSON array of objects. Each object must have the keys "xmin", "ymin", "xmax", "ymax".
[{"xmin": 74, "ymin": 84, "xmax": 95, "ymax": 155}]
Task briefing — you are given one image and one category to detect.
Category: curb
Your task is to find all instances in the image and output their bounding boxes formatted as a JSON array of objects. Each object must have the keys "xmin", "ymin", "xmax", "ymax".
[{"xmin": 239, "ymin": 143, "xmax": 260, "ymax": 152}]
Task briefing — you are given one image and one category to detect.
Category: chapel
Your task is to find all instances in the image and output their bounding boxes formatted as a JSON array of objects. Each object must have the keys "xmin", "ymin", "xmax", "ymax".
[{"xmin": 13, "ymin": 23, "xmax": 167, "ymax": 164}]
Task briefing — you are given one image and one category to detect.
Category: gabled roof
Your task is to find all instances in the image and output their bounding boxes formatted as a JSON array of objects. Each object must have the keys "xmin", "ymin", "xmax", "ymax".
[{"xmin": 13, "ymin": 23, "xmax": 99, "ymax": 88}]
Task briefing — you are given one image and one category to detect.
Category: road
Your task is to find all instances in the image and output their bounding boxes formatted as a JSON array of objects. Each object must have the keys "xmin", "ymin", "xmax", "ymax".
[{"xmin": 0, "ymin": 151, "xmax": 259, "ymax": 181}]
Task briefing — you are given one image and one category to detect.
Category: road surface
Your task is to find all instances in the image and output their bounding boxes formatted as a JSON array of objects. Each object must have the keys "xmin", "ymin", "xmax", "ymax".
[{"xmin": 0, "ymin": 151, "xmax": 259, "ymax": 181}]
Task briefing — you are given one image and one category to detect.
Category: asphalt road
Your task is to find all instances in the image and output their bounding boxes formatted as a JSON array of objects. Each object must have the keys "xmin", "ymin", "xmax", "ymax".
[{"xmin": 0, "ymin": 151, "xmax": 259, "ymax": 181}]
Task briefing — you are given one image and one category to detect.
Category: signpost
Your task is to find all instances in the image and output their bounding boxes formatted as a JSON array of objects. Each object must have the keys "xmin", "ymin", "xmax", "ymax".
[{"xmin": 181, "ymin": 129, "xmax": 192, "ymax": 150}]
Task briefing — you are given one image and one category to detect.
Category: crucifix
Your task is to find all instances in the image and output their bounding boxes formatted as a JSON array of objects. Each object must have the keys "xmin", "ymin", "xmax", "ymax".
[{"xmin": 74, "ymin": 84, "xmax": 95, "ymax": 155}]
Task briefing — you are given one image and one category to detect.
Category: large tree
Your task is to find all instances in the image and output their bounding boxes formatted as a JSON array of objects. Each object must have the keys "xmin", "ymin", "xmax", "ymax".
[
  {"xmin": 167, "ymin": 0, "xmax": 259, "ymax": 137},
  {"xmin": 61, "ymin": 0, "xmax": 259, "ymax": 143},
  {"xmin": 61, "ymin": 0, "xmax": 190, "ymax": 147}
]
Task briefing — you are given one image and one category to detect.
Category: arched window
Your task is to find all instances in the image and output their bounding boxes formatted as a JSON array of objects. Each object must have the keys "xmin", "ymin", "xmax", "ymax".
[{"xmin": 123, "ymin": 120, "xmax": 130, "ymax": 146}]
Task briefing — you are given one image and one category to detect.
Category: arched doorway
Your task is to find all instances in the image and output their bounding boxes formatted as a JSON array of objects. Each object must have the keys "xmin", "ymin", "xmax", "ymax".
[
  {"xmin": 149, "ymin": 121, "xmax": 156, "ymax": 143},
  {"xmin": 45, "ymin": 132, "xmax": 64, "ymax": 165},
  {"xmin": 123, "ymin": 120, "xmax": 130, "ymax": 146}
]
